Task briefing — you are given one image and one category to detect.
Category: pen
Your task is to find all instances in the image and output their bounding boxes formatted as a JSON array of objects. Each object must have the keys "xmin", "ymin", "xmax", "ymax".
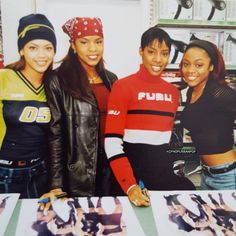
[
  {"xmin": 38, "ymin": 197, "xmax": 50, "ymax": 204},
  {"xmin": 138, "ymin": 180, "xmax": 149, "ymax": 199},
  {"xmin": 38, "ymin": 192, "xmax": 68, "ymax": 204},
  {"xmin": 138, "ymin": 180, "xmax": 145, "ymax": 190}
]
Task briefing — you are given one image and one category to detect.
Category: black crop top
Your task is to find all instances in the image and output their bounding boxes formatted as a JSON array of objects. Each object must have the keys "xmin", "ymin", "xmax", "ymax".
[{"xmin": 181, "ymin": 79, "xmax": 236, "ymax": 155}]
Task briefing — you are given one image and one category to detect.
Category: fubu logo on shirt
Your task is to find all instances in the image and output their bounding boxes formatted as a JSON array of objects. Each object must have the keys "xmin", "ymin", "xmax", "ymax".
[
  {"xmin": 108, "ymin": 110, "xmax": 120, "ymax": 115},
  {"xmin": 138, "ymin": 92, "xmax": 172, "ymax": 102}
]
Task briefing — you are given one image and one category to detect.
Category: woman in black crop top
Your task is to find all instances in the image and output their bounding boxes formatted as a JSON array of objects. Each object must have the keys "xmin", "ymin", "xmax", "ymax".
[
  {"xmin": 97, "ymin": 197, "xmax": 126, "ymax": 235},
  {"xmin": 180, "ymin": 40, "xmax": 236, "ymax": 190}
]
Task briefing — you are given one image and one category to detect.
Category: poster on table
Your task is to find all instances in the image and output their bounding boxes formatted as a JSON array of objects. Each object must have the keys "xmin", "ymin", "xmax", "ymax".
[
  {"xmin": 150, "ymin": 190, "xmax": 236, "ymax": 236},
  {"xmin": 0, "ymin": 193, "xmax": 20, "ymax": 236},
  {"xmin": 15, "ymin": 196, "xmax": 145, "ymax": 236}
]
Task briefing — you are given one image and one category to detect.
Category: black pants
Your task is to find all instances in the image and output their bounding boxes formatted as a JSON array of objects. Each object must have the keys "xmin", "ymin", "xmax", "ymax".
[
  {"xmin": 124, "ymin": 142, "xmax": 195, "ymax": 191},
  {"xmin": 95, "ymin": 148, "xmax": 124, "ymax": 196}
]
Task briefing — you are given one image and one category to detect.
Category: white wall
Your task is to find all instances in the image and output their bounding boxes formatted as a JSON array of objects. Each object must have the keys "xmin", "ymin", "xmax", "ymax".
[
  {"xmin": 1, "ymin": 0, "xmax": 36, "ymax": 64},
  {"xmin": 1, "ymin": 0, "xmax": 151, "ymax": 78}
]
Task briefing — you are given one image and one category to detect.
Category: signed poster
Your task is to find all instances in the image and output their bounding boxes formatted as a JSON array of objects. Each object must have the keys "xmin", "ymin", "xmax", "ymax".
[
  {"xmin": 0, "ymin": 193, "xmax": 20, "ymax": 236},
  {"xmin": 150, "ymin": 190, "xmax": 236, "ymax": 236},
  {"xmin": 15, "ymin": 196, "xmax": 145, "ymax": 236}
]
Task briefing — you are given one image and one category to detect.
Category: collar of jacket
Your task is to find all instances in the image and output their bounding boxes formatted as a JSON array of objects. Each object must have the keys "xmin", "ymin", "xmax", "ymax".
[{"xmin": 98, "ymin": 69, "xmax": 112, "ymax": 90}]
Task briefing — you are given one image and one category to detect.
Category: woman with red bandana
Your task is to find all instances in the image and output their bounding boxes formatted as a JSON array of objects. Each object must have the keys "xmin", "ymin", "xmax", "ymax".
[{"xmin": 40, "ymin": 17, "xmax": 118, "ymax": 201}]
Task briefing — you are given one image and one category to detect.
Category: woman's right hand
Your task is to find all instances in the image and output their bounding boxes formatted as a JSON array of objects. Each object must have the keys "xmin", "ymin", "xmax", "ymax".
[{"xmin": 38, "ymin": 188, "xmax": 68, "ymax": 211}]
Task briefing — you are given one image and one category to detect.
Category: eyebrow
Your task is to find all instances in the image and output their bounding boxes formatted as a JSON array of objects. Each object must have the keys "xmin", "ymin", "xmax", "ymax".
[
  {"xmin": 183, "ymin": 59, "xmax": 205, "ymax": 65},
  {"xmin": 79, "ymin": 37, "xmax": 103, "ymax": 41},
  {"xmin": 147, "ymin": 46, "xmax": 169, "ymax": 51},
  {"xmin": 28, "ymin": 43, "xmax": 53, "ymax": 47}
]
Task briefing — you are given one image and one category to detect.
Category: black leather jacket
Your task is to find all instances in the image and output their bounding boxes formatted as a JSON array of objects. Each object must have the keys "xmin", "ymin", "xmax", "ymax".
[{"xmin": 45, "ymin": 69, "xmax": 117, "ymax": 197}]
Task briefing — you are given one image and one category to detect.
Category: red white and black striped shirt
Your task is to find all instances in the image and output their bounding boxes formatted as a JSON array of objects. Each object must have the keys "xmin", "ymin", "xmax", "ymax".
[{"xmin": 105, "ymin": 64, "xmax": 179, "ymax": 193}]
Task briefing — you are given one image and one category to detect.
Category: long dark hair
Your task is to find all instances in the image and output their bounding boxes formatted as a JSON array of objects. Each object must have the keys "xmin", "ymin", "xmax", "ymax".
[
  {"xmin": 58, "ymin": 47, "xmax": 105, "ymax": 99},
  {"xmin": 5, "ymin": 57, "xmax": 26, "ymax": 71}
]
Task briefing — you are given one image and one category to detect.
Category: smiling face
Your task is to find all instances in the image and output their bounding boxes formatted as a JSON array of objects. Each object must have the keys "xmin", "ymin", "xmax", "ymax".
[
  {"xmin": 20, "ymin": 39, "xmax": 55, "ymax": 76},
  {"xmin": 72, "ymin": 35, "xmax": 104, "ymax": 70},
  {"xmin": 181, "ymin": 47, "xmax": 214, "ymax": 89},
  {"xmin": 139, "ymin": 39, "xmax": 170, "ymax": 77}
]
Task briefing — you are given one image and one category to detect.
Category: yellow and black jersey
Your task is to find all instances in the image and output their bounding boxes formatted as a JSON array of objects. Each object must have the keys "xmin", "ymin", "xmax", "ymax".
[{"xmin": 0, "ymin": 69, "xmax": 51, "ymax": 160}]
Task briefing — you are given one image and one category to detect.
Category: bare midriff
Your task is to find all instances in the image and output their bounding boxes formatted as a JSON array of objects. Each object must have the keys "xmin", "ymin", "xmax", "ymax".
[{"xmin": 201, "ymin": 150, "xmax": 236, "ymax": 166}]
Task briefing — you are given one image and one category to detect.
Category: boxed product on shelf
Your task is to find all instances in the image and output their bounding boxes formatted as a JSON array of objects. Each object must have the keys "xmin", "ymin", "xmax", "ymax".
[
  {"xmin": 189, "ymin": 29, "xmax": 220, "ymax": 46},
  {"xmin": 193, "ymin": 0, "xmax": 226, "ymax": 21},
  {"xmin": 161, "ymin": 70, "xmax": 182, "ymax": 83},
  {"xmin": 226, "ymin": 0, "xmax": 236, "ymax": 22},
  {"xmin": 166, "ymin": 28, "xmax": 190, "ymax": 64},
  {"xmin": 223, "ymin": 31, "xmax": 236, "ymax": 66},
  {"xmin": 158, "ymin": 0, "xmax": 193, "ymax": 20},
  {"xmin": 164, "ymin": 28, "xmax": 222, "ymax": 66}
]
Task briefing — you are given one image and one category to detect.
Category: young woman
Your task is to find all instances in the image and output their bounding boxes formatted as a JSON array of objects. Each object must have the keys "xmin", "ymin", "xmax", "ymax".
[
  {"xmin": 180, "ymin": 39, "xmax": 236, "ymax": 190},
  {"xmin": 0, "ymin": 13, "xmax": 56, "ymax": 198},
  {"xmin": 104, "ymin": 26, "xmax": 195, "ymax": 207},
  {"xmin": 41, "ymin": 17, "xmax": 118, "ymax": 200},
  {"xmin": 97, "ymin": 197, "xmax": 127, "ymax": 235}
]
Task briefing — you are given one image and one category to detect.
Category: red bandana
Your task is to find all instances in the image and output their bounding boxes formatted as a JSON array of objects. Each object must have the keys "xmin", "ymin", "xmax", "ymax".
[{"xmin": 62, "ymin": 17, "xmax": 103, "ymax": 41}]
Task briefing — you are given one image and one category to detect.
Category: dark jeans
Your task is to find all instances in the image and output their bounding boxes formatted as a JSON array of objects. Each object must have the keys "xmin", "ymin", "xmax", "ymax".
[
  {"xmin": 0, "ymin": 161, "xmax": 48, "ymax": 198},
  {"xmin": 124, "ymin": 142, "xmax": 195, "ymax": 191}
]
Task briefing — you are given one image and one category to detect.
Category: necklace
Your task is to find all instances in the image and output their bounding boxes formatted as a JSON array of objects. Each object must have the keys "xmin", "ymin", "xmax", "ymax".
[{"xmin": 88, "ymin": 75, "xmax": 103, "ymax": 84}]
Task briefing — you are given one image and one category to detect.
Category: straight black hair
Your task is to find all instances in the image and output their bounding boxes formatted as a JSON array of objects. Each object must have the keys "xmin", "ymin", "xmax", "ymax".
[{"xmin": 140, "ymin": 26, "xmax": 172, "ymax": 52}]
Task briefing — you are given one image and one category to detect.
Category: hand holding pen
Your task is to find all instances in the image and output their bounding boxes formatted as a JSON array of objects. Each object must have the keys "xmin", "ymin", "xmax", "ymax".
[
  {"xmin": 38, "ymin": 188, "xmax": 68, "ymax": 211},
  {"xmin": 127, "ymin": 180, "xmax": 150, "ymax": 207},
  {"xmin": 138, "ymin": 180, "xmax": 150, "ymax": 199}
]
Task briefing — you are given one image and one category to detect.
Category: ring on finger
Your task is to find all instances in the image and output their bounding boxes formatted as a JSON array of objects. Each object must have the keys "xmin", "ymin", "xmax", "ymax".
[{"xmin": 132, "ymin": 200, "xmax": 138, "ymax": 206}]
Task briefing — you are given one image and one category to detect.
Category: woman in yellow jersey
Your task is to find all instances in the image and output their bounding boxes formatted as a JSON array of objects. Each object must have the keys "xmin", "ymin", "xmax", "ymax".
[{"xmin": 0, "ymin": 14, "xmax": 56, "ymax": 198}]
